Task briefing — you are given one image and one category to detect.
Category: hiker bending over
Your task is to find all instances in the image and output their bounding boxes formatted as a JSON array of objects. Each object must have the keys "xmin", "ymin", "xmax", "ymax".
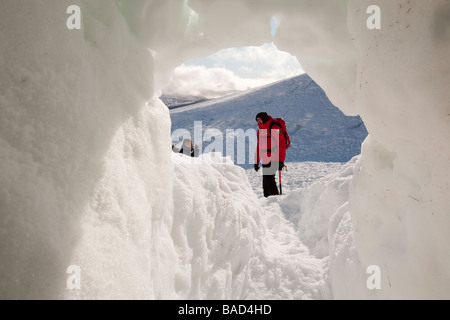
[{"xmin": 179, "ymin": 139, "xmax": 199, "ymax": 157}]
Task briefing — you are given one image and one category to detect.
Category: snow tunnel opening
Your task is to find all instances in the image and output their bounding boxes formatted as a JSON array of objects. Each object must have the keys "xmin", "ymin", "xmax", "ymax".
[
  {"xmin": 163, "ymin": 10, "xmax": 368, "ymax": 167},
  {"xmin": 165, "ymin": 42, "xmax": 368, "ymax": 168}
]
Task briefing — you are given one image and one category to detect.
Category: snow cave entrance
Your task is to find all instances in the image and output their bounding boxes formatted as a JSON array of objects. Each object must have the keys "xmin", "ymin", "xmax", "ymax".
[{"xmin": 165, "ymin": 16, "xmax": 368, "ymax": 168}]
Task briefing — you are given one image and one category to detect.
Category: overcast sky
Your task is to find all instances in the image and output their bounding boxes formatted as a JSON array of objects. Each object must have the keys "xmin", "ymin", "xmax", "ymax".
[{"xmin": 162, "ymin": 43, "xmax": 304, "ymax": 99}]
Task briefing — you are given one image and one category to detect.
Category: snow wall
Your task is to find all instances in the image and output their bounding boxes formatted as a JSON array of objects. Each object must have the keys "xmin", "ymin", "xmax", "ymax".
[{"xmin": 1, "ymin": 0, "xmax": 449, "ymax": 299}]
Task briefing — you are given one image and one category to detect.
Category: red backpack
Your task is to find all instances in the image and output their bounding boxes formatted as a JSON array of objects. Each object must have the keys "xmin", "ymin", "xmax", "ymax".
[{"xmin": 269, "ymin": 118, "xmax": 291, "ymax": 150}]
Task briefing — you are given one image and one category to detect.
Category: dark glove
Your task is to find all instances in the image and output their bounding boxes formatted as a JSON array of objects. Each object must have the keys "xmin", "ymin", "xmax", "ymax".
[
  {"xmin": 278, "ymin": 161, "xmax": 284, "ymax": 171},
  {"xmin": 254, "ymin": 164, "xmax": 260, "ymax": 172}
]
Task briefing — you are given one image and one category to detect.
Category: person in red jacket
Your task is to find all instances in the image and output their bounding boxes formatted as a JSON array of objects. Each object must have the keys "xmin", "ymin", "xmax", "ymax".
[{"xmin": 254, "ymin": 112, "xmax": 286, "ymax": 197}]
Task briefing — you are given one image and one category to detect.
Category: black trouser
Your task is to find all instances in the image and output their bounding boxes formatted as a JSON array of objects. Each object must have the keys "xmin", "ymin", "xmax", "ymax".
[{"xmin": 262, "ymin": 162, "xmax": 279, "ymax": 198}]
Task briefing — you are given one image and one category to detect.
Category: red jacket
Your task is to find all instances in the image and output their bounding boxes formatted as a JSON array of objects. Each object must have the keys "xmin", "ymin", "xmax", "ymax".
[{"xmin": 255, "ymin": 116, "xmax": 287, "ymax": 165}]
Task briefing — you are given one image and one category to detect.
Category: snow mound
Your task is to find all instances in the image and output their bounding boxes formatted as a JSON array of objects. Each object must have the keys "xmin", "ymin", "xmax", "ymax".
[
  {"xmin": 171, "ymin": 152, "xmax": 327, "ymax": 299},
  {"xmin": 279, "ymin": 157, "xmax": 358, "ymax": 258}
]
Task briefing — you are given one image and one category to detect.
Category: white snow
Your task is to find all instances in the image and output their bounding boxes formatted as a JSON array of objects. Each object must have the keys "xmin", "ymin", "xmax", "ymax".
[
  {"xmin": 170, "ymin": 153, "xmax": 330, "ymax": 300},
  {"xmin": 1, "ymin": 0, "xmax": 449, "ymax": 300}
]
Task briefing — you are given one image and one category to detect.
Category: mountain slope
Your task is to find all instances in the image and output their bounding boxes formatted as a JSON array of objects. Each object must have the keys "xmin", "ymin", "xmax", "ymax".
[{"xmin": 169, "ymin": 74, "xmax": 368, "ymax": 167}]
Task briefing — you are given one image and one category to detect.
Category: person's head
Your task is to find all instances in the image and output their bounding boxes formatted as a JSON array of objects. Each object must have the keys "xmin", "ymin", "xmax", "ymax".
[
  {"xmin": 256, "ymin": 112, "xmax": 269, "ymax": 124},
  {"xmin": 183, "ymin": 139, "xmax": 193, "ymax": 148}
]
